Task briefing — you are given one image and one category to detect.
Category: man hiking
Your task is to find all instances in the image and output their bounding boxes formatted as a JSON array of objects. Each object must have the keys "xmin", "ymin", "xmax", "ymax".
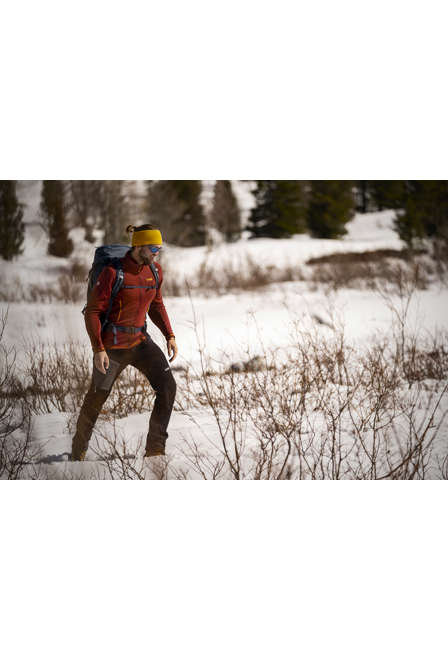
[{"xmin": 71, "ymin": 224, "xmax": 177, "ymax": 461}]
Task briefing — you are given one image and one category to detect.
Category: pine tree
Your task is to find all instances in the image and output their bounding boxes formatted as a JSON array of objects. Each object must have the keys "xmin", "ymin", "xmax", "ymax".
[
  {"xmin": 211, "ymin": 180, "xmax": 241, "ymax": 242},
  {"xmin": 369, "ymin": 181, "xmax": 406, "ymax": 211},
  {"xmin": 146, "ymin": 181, "xmax": 206, "ymax": 246},
  {"xmin": 0, "ymin": 181, "xmax": 25, "ymax": 261},
  {"xmin": 247, "ymin": 181, "xmax": 308, "ymax": 238},
  {"xmin": 354, "ymin": 181, "xmax": 370, "ymax": 213},
  {"xmin": 40, "ymin": 181, "xmax": 73, "ymax": 257},
  {"xmin": 306, "ymin": 181, "xmax": 355, "ymax": 239},
  {"xmin": 394, "ymin": 180, "xmax": 448, "ymax": 247}
]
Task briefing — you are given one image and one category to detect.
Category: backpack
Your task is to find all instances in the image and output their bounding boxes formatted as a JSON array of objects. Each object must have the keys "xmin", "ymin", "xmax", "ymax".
[{"xmin": 82, "ymin": 244, "xmax": 160, "ymax": 331}]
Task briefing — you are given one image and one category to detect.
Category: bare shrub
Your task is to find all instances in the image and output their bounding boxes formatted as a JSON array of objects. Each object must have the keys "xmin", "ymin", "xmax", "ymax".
[
  {"xmin": 89, "ymin": 421, "xmax": 169, "ymax": 480},
  {"xmin": 432, "ymin": 238, "xmax": 448, "ymax": 284},
  {"xmin": 175, "ymin": 435, "xmax": 226, "ymax": 479},
  {"xmin": 0, "ymin": 279, "xmax": 21, "ymax": 303},
  {"xmin": 104, "ymin": 366, "xmax": 155, "ymax": 418},
  {"xmin": 0, "ymin": 279, "xmax": 56, "ymax": 303},
  {"xmin": 164, "ymin": 248, "xmax": 435, "ymax": 297},
  {"xmin": 0, "ymin": 403, "xmax": 43, "ymax": 479},
  {"xmin": 57, "ymin": 274, "xmax": 84, "ymax": 303},
  {"xmin": 306, "ymin": 248, "xmax": 426, "ymax": 266},
  {"xmin": 19, "ymin": 339, "xmax": 155, "ymax": 418},
  {"xmin": 176, "ymin": 292, "xmax": 448, "ymax": 480},
  {"xmin": 309, "ymin": 259, "xmax": 430, "ymax": 293},
  {"xmin": 1, "ymin": 256, "xmax": 88, "ymax": 304},
  {"xmin": 400, "ymin": 335, "xmax": 448, "ymax": 383},
  {"xmin": 1, "ymin": 243, "xmax": 445, "ymax": 304},
  {"xmin": 1, "ymin": 275, "xmax": 85, "ymax": 303},
  {"xmin": 19, "ymin": 341, "xmax": 92, "ymax": 414},
  {"xmin": 161, "ymin": 252, "xmax": 304, "ymax": 297},
  {"xmin": 373, "ymin": 267, "xmax": 448, "ymax": 385},
  {"xmin": 68, "ymin": 259, "xmax": 90, "ymax": 282},
  {"xmin": 0, "ymin": 310, "xmax": 42, "ymax": 479},
  {"xmin": 185, "ymin": 337, "xmax": 448, "ymax": 479}
]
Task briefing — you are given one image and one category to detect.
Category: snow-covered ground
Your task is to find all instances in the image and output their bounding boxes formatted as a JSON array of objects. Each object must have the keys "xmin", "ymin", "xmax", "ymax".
[{"xmin": 1, "ymin": 182, "xmax": 447, "ymax": 479}]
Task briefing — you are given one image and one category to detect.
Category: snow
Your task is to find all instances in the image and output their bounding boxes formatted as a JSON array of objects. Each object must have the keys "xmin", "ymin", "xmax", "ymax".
[
  {"xmin": 1, "ymin": 182, "xmax": 447, "ymax": 479},
  {"xmin": 161, "ymin": 209, "xmax": 402, "ymax": 279}
]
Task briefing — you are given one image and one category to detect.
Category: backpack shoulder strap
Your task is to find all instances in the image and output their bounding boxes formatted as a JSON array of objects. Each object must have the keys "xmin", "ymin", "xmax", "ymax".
[
  {"xmin": 110, "ymin": 259, "xmax": 124, "ymax": 297},
  {"xmin": 101, "ymin": 259, "xmax": 124, "ymax": 330},
  {"xmin": 150, "ymin": 262, "xmax": 160, "ymax": 289}
]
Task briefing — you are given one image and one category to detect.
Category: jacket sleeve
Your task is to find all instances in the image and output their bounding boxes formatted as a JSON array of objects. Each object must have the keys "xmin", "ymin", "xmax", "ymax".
[
  {"xmin": 147, "ymin": 264, "xmax": 174, "ymax": 339},
  {"xmin": 84, "ymin": 267, "xmax": 116, "ymax": 352}
]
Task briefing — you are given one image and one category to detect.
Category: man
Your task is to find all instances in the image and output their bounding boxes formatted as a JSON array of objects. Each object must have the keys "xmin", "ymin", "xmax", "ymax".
[{"xmin": 71, "ymin": 224, "xmax": 177, "ymax": 461}]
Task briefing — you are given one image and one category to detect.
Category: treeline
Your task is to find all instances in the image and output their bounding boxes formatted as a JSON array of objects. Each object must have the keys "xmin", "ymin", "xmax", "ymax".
[
  {"xmin": 248, "ymin": 180, "xmax": 448, "ymax": 244},
  {"xmin": 1, "ymin": 180, "xmax": 447, "ymax": 260},
  {"xmin": 0, "ymin": 180, "xmax": 241, "ymax": 259}
]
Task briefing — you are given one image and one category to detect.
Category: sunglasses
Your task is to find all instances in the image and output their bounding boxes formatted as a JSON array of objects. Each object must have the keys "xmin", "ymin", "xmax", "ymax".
[{"xmin": 147, "ymin": 245, "xmax": 162, "ymax": 254}]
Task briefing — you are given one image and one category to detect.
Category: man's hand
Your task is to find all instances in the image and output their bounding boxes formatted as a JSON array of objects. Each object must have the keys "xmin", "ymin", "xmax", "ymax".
[
  {"xmin": 167, "ymin": 337, "xmax": 178, "ymax": 363},
  {"xmin": 94, "ymin": 350, "xmax": 109, "ymax": 374}
]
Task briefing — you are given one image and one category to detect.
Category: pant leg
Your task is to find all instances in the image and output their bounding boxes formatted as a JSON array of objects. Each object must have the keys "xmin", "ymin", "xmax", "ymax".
[
  {"xmin": 130, "ymin": 338, "xmax": 177, "ymax": 454},
  {"xmin": 71, "ymin": 350, "xmax": 129, "ymax": 460}
]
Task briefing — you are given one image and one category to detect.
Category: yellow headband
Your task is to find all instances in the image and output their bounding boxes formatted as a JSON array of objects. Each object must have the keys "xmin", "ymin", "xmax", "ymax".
[{"xmin": 131, "ymin": 229, "xmax": 163, "ymax": 247}]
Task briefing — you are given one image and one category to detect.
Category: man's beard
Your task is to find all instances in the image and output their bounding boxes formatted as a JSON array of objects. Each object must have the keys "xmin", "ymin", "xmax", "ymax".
[{"xmin": 139, "ymin": 249, "xmax": 152, "ymax": 265}]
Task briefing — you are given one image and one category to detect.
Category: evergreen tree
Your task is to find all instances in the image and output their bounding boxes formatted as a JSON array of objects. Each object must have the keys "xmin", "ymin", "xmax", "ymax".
[
  {"xmin": 354, "ymin": 181, "xmax": 407, "ymax": 213},
  {"xmin": 0, "ymin": 181, "xmax": 25, "ymax": 261},
  {"xmin": 145, "ymin": 180, "xmax": 186, "ymax": 244},
  {"xmin": 394, "ymin": 180, "xmax": 448, "ymax": 247},
  {"xmin": 211, "ymin": 180, "xmax": 241, "ymax": 242},
  {"xmin": 146, "ymin": 180, "xmax": 206, "ymax": 246},
  {"xmin": 306, "ymin": 181, "xmax": 355, "ymax": 239},
  {"xmin": 40, "ymin": 181, "xmax": 73, "ymax": 257},
  {"xmin": 369, "ymin": 181, "xmax": 406, "ymax": 211},
  {"xmin": 354, "ymin": 181, "xmax": 370, "ymax": 213},
  {"xmin": 247, "ymin": 181, "xmax": 308, "ymax": 238}
]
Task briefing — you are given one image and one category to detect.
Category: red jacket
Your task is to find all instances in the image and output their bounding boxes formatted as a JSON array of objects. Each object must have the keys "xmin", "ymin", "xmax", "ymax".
[{"xmin": 85, "ymin": 252, "xmax": 174, "ymax": 352}]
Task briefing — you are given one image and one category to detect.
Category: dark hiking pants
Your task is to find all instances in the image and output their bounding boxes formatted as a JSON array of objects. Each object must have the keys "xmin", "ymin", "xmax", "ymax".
[{"xmin": 71, "ymin": 338, "xmax": 176, "ymax": 460}]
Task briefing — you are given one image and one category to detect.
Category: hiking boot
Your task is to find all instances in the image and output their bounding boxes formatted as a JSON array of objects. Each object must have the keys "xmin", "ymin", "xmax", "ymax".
[
  {"xmin": 145, "ymin": 435, "xmax": 166, "ymax": 457},
  {"xmin": 72, "ymin": 431, "xmax": 89, "ymax": 461},
  {"xmin": 71, "ymin": 449, "xmax": 87, "ymax": 462}
]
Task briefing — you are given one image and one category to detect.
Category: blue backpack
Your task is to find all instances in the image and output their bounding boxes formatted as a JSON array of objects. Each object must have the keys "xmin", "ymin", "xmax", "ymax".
[{"xmin": 83, "ymin": 244, "xmax": 160, "ymax": 331}]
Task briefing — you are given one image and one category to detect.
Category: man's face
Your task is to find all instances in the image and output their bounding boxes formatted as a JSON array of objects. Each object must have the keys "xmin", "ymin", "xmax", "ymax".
[{"xmin": 138, "ymin": 245, "xmax": 161, "ymax": 265}]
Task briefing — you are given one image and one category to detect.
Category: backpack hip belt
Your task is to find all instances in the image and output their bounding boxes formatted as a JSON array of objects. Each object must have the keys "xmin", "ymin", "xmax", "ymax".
[{"xmin": 103, "ymin": 323, "xmax": 146, "ymax": 345}]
